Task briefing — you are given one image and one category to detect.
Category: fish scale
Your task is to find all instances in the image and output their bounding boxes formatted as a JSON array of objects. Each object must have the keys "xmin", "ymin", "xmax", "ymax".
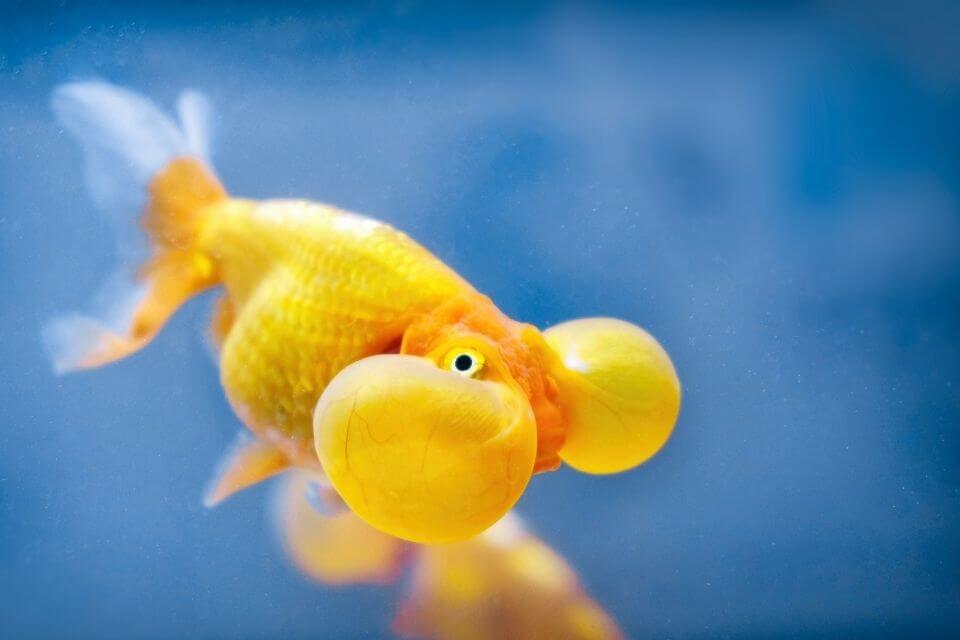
[{"xmin": 205, "ymin": 199, "xmax": 470, "ymax": 465}]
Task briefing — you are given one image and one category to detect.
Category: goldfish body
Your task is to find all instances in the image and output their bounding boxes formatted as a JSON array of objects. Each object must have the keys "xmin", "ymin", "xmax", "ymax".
[
  {"xmin": 199, "ymin": 193, "xmax": 472, "ymax": 465},
  {"xmin": 48, "ymin": 82, "xmax": 681, "ymax": 543}
]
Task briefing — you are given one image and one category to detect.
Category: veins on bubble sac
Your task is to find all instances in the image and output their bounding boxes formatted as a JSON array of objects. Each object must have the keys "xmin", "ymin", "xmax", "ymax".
[
  {"xmin": 419, "ymin": 414, "xmax": 442, "ymax": 474},
  {"xmin": 342, "ymin": 391, "xmax": 370, "ymax": 507}
]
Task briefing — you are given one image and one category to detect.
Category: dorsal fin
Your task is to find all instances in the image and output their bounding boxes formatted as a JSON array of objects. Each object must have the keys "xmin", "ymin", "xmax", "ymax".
[{"xmin": 204, "ymin": 434, "xmax": 290, "ymax": 507}]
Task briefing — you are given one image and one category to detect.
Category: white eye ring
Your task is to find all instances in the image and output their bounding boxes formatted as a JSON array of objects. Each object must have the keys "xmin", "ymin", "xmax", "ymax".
[{"xmin": 447, "ymin": 349, "xmax": 484, "ymax": 378}]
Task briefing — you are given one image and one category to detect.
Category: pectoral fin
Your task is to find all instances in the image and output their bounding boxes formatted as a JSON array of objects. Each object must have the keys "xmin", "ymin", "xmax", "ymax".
[{"xmin": 204, "ymin": 434, "xmax": 290, "ymax": 507}]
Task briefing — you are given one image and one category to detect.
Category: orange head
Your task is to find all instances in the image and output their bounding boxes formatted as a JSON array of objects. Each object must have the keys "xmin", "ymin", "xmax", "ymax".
[
  {"xmin": 313, "ymin": 293, "xmax": 680, "ymax": 543},
  {"xmin": 399, "ymin": 294, "xmax": 568, "ymax": 473}
]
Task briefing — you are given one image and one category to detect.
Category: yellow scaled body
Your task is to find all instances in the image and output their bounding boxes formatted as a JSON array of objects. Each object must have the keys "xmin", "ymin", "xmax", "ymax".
[
  {"xmin": 51, "ymin": 82, "xmax": 681, "ymax": 544},
  {"xmin": 202, "ymin": 199, "xmax": 469, "ymax": 465}
]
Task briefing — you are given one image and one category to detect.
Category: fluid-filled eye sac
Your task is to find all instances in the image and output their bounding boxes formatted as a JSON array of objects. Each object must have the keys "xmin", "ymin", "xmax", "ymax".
[
  {"xmin": 313, "ymin": 354, "xmax": 538, "ymax": 544},
  {"xmin": 545, "ymin": 318, "xmax": 681, "ymax": 475}
]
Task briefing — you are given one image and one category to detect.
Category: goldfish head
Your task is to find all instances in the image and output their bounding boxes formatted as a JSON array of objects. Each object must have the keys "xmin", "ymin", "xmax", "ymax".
[
  {"xmin": 313, "ymin": 295, "xmax": 549, "ymax": 544},
  {"xmin": 314, "ymin": 295, "xmax": 680, "ymax": 544}
]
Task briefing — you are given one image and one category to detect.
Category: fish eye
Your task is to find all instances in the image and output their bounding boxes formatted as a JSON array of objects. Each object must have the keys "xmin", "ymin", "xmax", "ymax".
[{"xmin": 445, "ymin": 348, "xmax": 485, "ymax": 378}]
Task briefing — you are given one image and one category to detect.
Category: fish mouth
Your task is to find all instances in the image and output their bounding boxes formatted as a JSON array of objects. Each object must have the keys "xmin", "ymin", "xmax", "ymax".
[{"xmin": 313, "ymin": 354, "xmax": 537, "ymax": 544}]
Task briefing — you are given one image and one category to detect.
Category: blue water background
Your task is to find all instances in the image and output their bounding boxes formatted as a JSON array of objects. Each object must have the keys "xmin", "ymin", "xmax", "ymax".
[{"xmin": 1, "ymin": 2, "xmax": 959, "ymax": 638}]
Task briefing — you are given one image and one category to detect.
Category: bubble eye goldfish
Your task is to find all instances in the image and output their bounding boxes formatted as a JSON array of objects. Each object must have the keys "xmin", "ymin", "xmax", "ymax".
[{"xmin": 47, "ymin": 82, "xmax": 681, "ymax": 543}]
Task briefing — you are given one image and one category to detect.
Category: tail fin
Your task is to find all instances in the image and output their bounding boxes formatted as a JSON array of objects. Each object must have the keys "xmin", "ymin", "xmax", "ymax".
[{"xmin": 44, "ymin": 81, "xmax": 226, "ymax": 374}]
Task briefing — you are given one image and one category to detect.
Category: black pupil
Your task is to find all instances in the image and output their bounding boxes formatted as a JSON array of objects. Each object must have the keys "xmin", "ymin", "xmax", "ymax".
[{"xmin": 454, "ymin": 354, "xmax": 473, "ymax": 372}]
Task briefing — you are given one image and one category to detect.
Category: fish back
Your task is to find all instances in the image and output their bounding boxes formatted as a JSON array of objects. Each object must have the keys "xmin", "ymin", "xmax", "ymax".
[{"xmin": 210, "ymin": 200, "xmax": 470, "ymax": 462}]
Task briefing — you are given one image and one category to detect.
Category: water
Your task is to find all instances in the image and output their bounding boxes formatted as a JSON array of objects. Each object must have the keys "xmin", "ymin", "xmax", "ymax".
[{"xmin": 1, "ymin": 2, "xmax": 958, "ymax": 638}]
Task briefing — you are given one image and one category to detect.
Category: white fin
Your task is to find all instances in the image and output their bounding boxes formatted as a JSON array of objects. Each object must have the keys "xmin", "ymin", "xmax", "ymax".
[
  {"xmin": 43, "ymin": 81, "xmax": 213, "ymax": 374},
  {"xmin": 42, "ymin": 273, "xmax": 147, "ymax": 375},
  {"xmin": 52, "ymin": 82, "xmax": 210, "ymax": 207},
  {"xmin": 177, "ymin": 90, "xmax": 212, "ymax": 163}
]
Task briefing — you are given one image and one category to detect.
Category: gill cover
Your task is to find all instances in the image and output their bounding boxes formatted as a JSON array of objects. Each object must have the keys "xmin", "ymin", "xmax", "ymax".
[
  {"xmin": 544, "ymin": 318, "xmax": 680, "ymax": 474},
  {"xmin": 314, "ymin": 354, "xmax": 537, "ymax": 544}
]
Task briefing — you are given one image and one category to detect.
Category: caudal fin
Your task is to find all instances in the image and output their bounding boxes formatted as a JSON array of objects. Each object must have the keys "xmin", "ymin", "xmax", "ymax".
[{"xmin": 44, "ymin": 81, "xmax": 226, "ymax": 373}]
